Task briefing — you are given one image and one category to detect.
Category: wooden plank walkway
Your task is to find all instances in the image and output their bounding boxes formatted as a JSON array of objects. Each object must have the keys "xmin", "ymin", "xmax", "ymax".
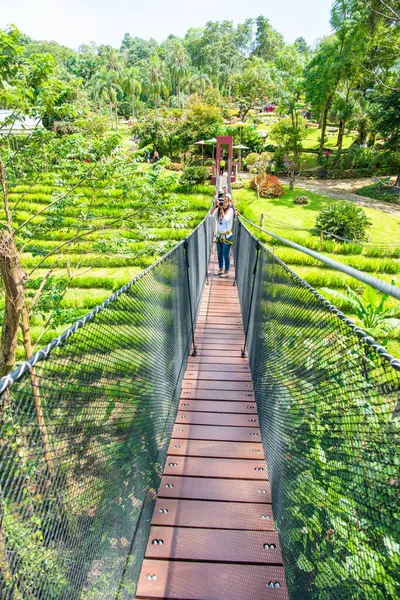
[{"xmin": 136, "ymin": 251, "xmax": 288, "ymax": 600}]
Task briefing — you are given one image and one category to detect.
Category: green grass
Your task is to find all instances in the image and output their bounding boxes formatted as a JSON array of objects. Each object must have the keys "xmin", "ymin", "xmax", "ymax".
[
  {"xmin": 257, "ymin": 120, "xmax": 356, "ymax": 151},
  {"xmin": 235, "ymin": 183, "xmax": 400, "ymax": 245},
  {"xmin": 356, "ymin": 181, "xmax": 400, "ymax": 205},
  {"xmin": 3, "ymin": 173, "xmax": 212, "ymax": 350},
  {"xmin": 235, "ymin": 181, "xmax": 400, "ymax": 357}
]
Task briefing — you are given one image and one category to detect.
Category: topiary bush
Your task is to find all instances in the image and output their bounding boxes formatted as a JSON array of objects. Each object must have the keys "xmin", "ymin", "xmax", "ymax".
[
  {"xmin": 244, "ymin": 153, "xmax": 260, "ymax": 166},
  {"xmin": 294, "ymin": 195, "xmax": 310, "ymax": 205},
  {"xmin": 231, "ymin": 181, "xmax": 244, "ymax": 189},
  {"xmin": 316, "ymin": 202, "xmax": 372, "ymax": 241},
  {"xmin": 250, "ymin": 174, "xmax": 284, "ymax": 198},
  {"xmin": 179, "ymin": 166, "xmax": 210, "ymax": 186}
]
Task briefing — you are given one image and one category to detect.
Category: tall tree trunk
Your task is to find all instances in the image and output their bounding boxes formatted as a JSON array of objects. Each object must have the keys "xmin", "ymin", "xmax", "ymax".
[
  {"xmin": 357, "ymin": 119, "xmax": 368, "ymax": 145},
  {"xmin": 291, "ymin": 110, "xmax": 300, "ymax": 163},
  {"xmin": 109, "ymin": 102, "xmax": 114, "ymax": 129},
  {"xmin": 336, "ymin": 120, "xmax": 345, "ymax": 151},
  {"xmin": 0, "ymin": 231, "xmax": 27, "ymax": 378},
  {"xmin": 132, "ymin": 94, "xmax": 135, "ymax": 120},
  {"xmin": 20, "ymin": 307, "xmax": 54, "ymax": 474},
  {"xmin": 319, "ymin": 94, "xmax": 333, "ymax": 158}
]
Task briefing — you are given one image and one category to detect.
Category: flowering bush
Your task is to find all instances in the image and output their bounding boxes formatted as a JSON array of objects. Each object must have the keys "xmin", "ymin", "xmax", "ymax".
[{"xmin": 250, "ymin": 174, "xmax": 284, "ymax": 198}]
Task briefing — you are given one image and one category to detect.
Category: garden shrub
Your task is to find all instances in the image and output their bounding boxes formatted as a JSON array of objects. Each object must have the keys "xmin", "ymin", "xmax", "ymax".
[
  {"xmin": 294, "ymin": 195, "xmax": 310, "ymax": 205},
  {"xmin": 260, "ymin": 151, "xmax": 274, "ymax": 163},
  {"xmin": 179, "ymin": 166, "xmax": 210, "ymax": 186},
  {"xmin": 332, "ymin": 147, "xmax": 400, "ymax": 171},
  {"xmin": 356, "ymin": 181, "xmax": 400, "ymax": 204},
  {"xmin": 316, "ymin": 202, "xmax": 372, "ymax": 241},
  {"xmin": 166, "ymin": 162, "xmax": 183, "ymax": 171},
  {"xmin": 264, "ymin": 144, "xmax": 278, "ymax": 152},
  {"xmin": 244, "ymin": 152, "xmax": 260, "ymax": 166},
  {"xmin": 231, "ymin": 181, "xmax": 244, "ymax": 189},
  {"xmin": 204, "ymin": 159, "xmax": 213, "ymax": 166},
  {"xmin": 250, "ymin": 174, "xmax": 284, "ymax": 198}
]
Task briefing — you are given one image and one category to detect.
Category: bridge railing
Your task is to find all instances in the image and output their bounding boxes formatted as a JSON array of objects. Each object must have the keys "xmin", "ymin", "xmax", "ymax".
[
  {"xmin": 234, "ymin": 218, "xmax": 400, "ymax": 600},
  {"xmin": 0, "ymin": 216, "xmax": 213, "ymax": 600}
]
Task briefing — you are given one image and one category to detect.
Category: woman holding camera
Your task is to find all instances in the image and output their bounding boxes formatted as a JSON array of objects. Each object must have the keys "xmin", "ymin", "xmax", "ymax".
[{"xmin": 209, "ymin": 194, "xmax": 234, "ymax": 278}]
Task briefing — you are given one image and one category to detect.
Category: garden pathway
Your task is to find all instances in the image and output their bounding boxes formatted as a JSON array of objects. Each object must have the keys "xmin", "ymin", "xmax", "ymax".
[
  {"xmin": 282, "ymin": 177, "xmax": 400, "ymax": 215},
  {"xmin": 135, "ymin": 251, "xmax": 288, "ymax": 600}
]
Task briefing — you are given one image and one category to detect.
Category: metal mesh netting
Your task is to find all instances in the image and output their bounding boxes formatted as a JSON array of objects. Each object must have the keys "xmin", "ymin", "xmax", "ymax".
[
  {"xmin": 0, "ymin": 217, "xmax": 212, "ymax": 600},
  {"xmin": 234, "ymin": 219, "xmax": 400, "ymax": 600}
]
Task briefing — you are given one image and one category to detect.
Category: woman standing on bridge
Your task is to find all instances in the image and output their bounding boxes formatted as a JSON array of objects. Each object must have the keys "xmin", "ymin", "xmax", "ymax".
[{"xmin": 210, "ymin": 194, "xmax": 234, "ymax": 278}]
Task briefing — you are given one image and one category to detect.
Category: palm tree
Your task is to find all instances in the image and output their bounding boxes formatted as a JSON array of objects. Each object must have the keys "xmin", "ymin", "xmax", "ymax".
[
  {"xmin": 145, "ymin": 54, "xmax": 170, "ymax": 115},
  {"xmin": 122, "ymin": 68, "xmax": 142, "ymax": 120},
  {"xmin": 165, "ymin": 40, "xmax": 189, "ymax": 108},
  {"xmin": 90, "ymin": 69, "xmax": 123, "ymax": 128},
  {"xmin": 101, "ymin": 47, "xmax": 124, "ymax": 72},
  {"xmin": 185, "ymin": 70, "xmax": 212, "ymax": 97}
]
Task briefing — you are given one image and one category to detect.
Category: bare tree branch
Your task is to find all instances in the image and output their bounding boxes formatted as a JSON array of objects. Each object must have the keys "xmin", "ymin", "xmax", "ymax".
[
  {"xmin": 15, "ymin": 166, "xmax": 98, "ymax": 233},
  {"xmin": 0, "ymin": 160, "xmax": 13, "ymax": 235},
  {"xmin": 366, "ymin": 0, "xmax": 400, "ymax": 22},
  {"xmin": 351, "ymin": 51, "xmax": 400, "ymax": 91}
]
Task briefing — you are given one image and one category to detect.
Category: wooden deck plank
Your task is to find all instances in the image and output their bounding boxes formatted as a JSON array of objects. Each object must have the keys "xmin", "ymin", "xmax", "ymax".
[
  {"xmin": 144, "ymin": 527, "xmax": 283, "ymax": 564},
  {"xmin": 175, "ymin": 411, "xmax": 259, "ymax": 427},
  {"xmin": 177, "ymin": 400, "xmax": 256, "ymax": 413},
  {"xmin": 183, "ymin": 371, "xmax": 252, "ymax": 381},
  {"xmin": 163, "ymin": 456, "xmax": 267, "ymax": 479},
  {"xmin": 151, "ymin": 499, "xmax": 274, "ymax": 530},
  {"xmin": 167, "ymin": 439, "xmax": 264, "ymax": 459},
  {"xmin": 171, "ymin": 424, "xmax": 261, "ymax": 442},
  {"xmin": 136, "ymin": 561, "xmax": 288, "ymax": 600},
  {"xmin": 187, "ymin": 357, "xmax": 247, "ymax": 365},
  {"xmin": 180, "ymin": 389, "xmax": 255, "ymax": 401},
  {"xmin": 158, "ymin": 476, "xmax": 271, "ymax": 502},
  {"xmin": 181, "ymin": 381, "xmax": 253, "ymax": 391},
  {"xmin": 182, "ymin": 363, "xmax": 250, "ymax": 372}
]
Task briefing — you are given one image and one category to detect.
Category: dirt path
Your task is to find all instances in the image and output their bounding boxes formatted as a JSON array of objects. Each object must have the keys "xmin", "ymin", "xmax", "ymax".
[{"xmin": 280, "ymin": 177, "xmax": 400, "ymax": 215}]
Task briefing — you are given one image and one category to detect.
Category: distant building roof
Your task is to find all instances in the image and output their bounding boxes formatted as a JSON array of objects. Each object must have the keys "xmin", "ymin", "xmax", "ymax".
[{"xmin": 0, "ymin": 109, "xmax": 43, "ymax": 134}]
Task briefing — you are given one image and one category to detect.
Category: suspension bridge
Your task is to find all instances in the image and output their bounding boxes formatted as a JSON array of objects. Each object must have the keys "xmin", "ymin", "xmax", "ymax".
[{"xmin": 0, "ymin": 165, "xmax": 399, "ymax": 599}]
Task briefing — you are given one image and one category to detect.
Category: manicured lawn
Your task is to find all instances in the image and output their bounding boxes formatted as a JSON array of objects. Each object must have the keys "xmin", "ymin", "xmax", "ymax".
[
  {"xmin": 235, "ymin": 183, "xmax": 400, "ymax": 245},
  {"xmin": 256, "ymin": 118, "xmax": 356, "ymax": 151},
  {"xmin": 235, "ymin": 181, "xmax": 400, "ymax": 356}
]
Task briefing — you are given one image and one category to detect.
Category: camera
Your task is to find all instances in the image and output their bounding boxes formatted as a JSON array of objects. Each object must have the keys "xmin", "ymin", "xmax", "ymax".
[{"xmin": 218, "ymin": 199, "xmax": 224, "ymax": 206}]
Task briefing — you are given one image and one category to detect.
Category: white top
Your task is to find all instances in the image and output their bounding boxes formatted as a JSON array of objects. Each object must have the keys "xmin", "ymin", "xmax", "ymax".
[{"xmin": 211, "ymin": 207, "xmax": 234, "ymax": 235}]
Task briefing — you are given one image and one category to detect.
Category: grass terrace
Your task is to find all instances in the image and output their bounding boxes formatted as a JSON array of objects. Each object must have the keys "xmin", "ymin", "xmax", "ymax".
[{"xmin": 0, "ymin": 173, "xmax": 214, "ymax": 358}]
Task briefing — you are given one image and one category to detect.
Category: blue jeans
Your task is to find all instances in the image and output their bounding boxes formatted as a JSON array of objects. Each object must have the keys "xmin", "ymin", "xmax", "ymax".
[{"xmin": 216, "ymin": 241, "xmax": 231, "ymax": 272}]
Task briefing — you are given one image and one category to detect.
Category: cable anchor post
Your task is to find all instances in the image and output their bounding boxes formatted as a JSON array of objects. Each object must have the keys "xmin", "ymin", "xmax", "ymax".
[
  {"xmin": 241, "ymin": 241, "xmax": 261, "ymax": 358},
  {"xmin": 233, "ymin": 218, "xmax": 241, "ymax": 287},
  {"xmin": 203, "ymin": 220, "xmax": 209, "ymax": 286},
  {"xmin": 184, "ymin": 239, "xmax": 197, "ymax": 357}
]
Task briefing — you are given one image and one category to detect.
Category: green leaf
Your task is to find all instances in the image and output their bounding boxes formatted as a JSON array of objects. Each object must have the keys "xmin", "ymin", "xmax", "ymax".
[{"xmin": 297, "ymin": 552, "xmax": 314, "ymax": 573}]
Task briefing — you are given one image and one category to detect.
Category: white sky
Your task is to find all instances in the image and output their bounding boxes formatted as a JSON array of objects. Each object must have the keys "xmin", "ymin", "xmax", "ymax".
[{"xmin": 0, "ymin": 0, "xmax": 333, "ymax": 49}]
